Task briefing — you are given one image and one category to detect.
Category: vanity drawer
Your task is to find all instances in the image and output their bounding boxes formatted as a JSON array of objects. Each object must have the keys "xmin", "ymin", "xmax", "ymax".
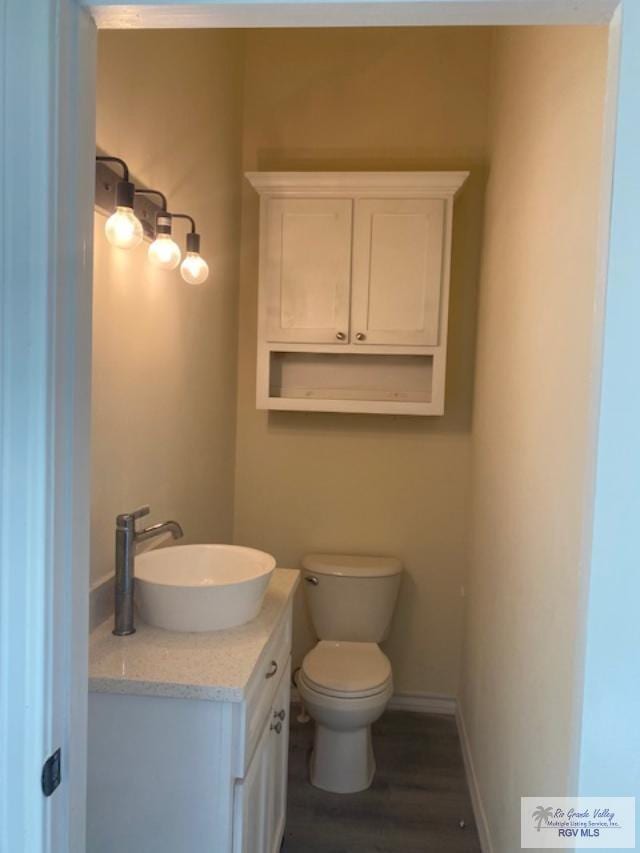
[{"xmin": 237, "ymin": 609, "xmax": 291, "ymax": 776}]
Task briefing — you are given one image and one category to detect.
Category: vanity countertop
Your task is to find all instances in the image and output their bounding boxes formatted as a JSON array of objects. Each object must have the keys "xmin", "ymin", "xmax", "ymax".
[{"xmin": 89, "ymin": 568, "xmax": 299, "ymax": 703}]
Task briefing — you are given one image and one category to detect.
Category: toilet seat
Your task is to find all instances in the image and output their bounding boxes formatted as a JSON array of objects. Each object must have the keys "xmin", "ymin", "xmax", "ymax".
[{"xmin": 301, "ymin": 641, "xmax": 392, "ymax": 699}]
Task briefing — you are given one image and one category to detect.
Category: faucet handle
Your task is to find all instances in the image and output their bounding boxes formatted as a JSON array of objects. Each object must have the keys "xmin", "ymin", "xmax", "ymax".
[
  {"xmin": 116, "ymin": 505, "xmax": 151, "ymax": 527},
  {"xmin": 130, "ymin": 505, "xmax": 151, "ymax": 520}
]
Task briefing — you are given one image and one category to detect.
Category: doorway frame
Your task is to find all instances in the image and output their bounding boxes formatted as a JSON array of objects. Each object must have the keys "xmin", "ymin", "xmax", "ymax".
[{"xmin": 1, "ymin": 1, "xmax": 635, "ymax": 851}]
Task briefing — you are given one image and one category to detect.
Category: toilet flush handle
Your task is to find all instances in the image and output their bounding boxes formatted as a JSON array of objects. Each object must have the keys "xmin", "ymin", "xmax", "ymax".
[
  {"xmin": 305, "ymin": 576, "xmax": 319, "ymax": 586},
  {"xmin": 265, "ymin": 660, "xmax": 278, "ymax": 679}
]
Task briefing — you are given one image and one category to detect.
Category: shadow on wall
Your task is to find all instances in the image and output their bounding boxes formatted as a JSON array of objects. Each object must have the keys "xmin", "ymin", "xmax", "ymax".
[{"xmin": 256, "ymin": 151, "xmax": 489, "ymax": 436}]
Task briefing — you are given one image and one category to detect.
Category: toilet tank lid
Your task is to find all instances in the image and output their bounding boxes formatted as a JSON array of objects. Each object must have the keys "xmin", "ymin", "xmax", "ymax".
[{"xmin": 302, "ymin": 553, "xmax": 402, "ymax": 578}]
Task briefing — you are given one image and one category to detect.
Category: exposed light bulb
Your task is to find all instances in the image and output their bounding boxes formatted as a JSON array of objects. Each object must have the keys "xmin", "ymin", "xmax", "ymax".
[
  {"xmin": 180, "ymin": 252, "xmax": 209, "ymax": 285},
  {"xmin": 105, "ymin": 206, "xmax": 143, "ymax": 249},
  {"xmin": 180, "ymin": 231, "xmax": 208, "ymax": 284},
  {"xmin": 104, "ymin": 178, "xmax": 143, "ymax": 249},
  {"xmin": 148, "ymin": 213, "xmax": 181, "ymax": 270},
  {"xmin": 148, "ymin": 234, "xmax": 181, "ymax": 270}
]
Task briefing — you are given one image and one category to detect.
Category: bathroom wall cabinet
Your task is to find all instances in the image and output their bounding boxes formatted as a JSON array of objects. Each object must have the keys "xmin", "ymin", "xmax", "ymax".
[
  {"xmin": 87, "ymin": 589, "xmax": 294, "ymax": 853},
  {"xmin": 247, "ymin": 171, "xmax": 468, "ymax": 416}
]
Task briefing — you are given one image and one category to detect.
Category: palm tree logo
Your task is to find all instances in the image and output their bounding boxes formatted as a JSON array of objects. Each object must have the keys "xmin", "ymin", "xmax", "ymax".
[{"xmin": 532, "ymin": 806, "xmax": 554, "ymax": 832}]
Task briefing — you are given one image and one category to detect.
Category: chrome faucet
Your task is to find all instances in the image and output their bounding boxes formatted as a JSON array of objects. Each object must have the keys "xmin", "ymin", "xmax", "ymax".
[{"xmin": 113, "ymin": 505, "xmax": 184, "ymax": 636}]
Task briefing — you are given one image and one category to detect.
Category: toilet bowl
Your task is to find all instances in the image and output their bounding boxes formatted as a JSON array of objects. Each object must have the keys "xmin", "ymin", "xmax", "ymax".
[
  {"xmin": 299, "ymin": 553, "xmax": 402, "ymax": 794},
  {"xmin": 298, "ymin": 640, "xmax": 393, "ymax": 793}
]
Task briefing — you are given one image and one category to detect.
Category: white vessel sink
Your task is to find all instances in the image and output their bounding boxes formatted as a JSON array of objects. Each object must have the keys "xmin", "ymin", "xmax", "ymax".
[{"xmin": 135, "ymin": 544, "xmax": 276, "ymax": 632}]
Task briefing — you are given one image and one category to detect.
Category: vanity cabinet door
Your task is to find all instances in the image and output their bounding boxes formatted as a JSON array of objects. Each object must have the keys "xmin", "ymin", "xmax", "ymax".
[
  {"xmin": 234, "ymin": 659, "xmax": 291, "ymax": 853},
  {"xmin": 233, "ymin": 714, "xmax": 272, "ymax": 853},
  {"xmin": 263, "ymin": 198, "xmax": 353, "ymax": 344},
  {"xmin": 351, "ymin": 198, "xmax": 446, "ymax": 346},
  {"xmin": 268, "ymin": 659, "xmax": 291, "ymax": 853}
]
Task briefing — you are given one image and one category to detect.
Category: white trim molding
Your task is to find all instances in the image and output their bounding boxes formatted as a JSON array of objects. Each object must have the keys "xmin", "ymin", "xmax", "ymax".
[
  {"xmin": 0, "ymin": 3, "xmax": 95, "ymax": 852},
  {"xmin": 86, "ymin": 1, "xmax": 619, "ymax": 30},
  {"xmin": 387, "ymin": 692, "xmax": 457, "ymax": 716},
  {"xmin": 455, "ymin": 706, "xmax": 493, "ymax": 853},
  {"xmin": 246, "ymin": 170, "xmax": 469, "ymax": 197}
]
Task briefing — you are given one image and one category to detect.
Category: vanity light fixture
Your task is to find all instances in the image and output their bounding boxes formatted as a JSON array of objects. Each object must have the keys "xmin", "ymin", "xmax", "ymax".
[
  {"xmin": 172, "ymin": 213, "xmax": 210, "ymax": 285},
  {"xmin": 95, "ymin": 155, "xmax": 207, "ymax": 284},
  {"xmin": 96, "ymin": 156, "xmax": 143, "ymax": 249}
]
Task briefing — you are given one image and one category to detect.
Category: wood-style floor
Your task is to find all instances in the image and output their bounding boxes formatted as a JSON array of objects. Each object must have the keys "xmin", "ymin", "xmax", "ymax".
[{"xmin": 282, "ymin": 709, "xmax": 482, "ymax": 853}]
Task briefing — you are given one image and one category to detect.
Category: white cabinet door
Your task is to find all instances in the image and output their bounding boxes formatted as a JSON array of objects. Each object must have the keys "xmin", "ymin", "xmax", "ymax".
[
  {"xmin": 268, "ymin": 660, "xmax": 291, "ymax": 853},
  {"xmin": 264, "ymin": 198, "xmax": 352, "ymax": 344},
  {"xmin": 351, "ymin": 198, "xmax": 445, "ymax": 346},
  {"xmin": 233, "ymin": 659, "xmax": 291, "ymax": 853},
  {"xmin": 233, "ymin": 712, "xmax": 272, "ymax": 853}
]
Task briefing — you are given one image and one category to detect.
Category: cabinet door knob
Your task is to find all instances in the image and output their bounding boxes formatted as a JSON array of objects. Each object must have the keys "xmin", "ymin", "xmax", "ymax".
[
  {"xmin": 355, "ymin": 332, "xmax": 366, "ymax": 341},
  {"xmin": 335, "ymin": 331, "xmax": 346, "ymax": 341},
  {"xmin": 273, "ymin": 709, "xmax": 286, "ymax": 721},
  {"xmin": 265, "ymin": 660, "xmax": 278, "ymax": 679},
  {"xmin": 305, "ymin": 575, "xmax": 319, "ymax": 586}
]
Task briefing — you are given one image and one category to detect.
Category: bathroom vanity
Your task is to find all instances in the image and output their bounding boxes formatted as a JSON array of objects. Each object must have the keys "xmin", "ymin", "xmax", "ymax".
[{"xmin": 87, "ymin": 569, "xmax": 299, "ymax": 853}]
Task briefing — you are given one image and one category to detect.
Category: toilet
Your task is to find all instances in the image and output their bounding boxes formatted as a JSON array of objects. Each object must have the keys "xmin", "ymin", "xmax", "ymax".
[{"xmin": 298, "ymin": 553, "xmax": 402, "ymax": 794}]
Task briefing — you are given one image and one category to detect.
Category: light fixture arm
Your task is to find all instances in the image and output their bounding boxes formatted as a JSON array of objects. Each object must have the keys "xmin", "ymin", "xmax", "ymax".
[
  {"xmin": 135, "ymin": 188, "xmax": 168, "ymax": 211},
  {"xmin": 96, "ymin": 155, "xmax": 136, "ymax": 209},
  {"xmin": 170, "ymin": 213, "xmax": 200, "ymax": 253},
  {"xmin": 96, "ymin": 155, "xmax": 130, "ymax": 181},
  {"xmin": 170, "ymin": 213, "xmax": 197, "ymax": 233}
]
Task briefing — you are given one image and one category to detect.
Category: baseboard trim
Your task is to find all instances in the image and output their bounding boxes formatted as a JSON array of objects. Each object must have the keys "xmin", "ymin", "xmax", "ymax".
[
  {"xmin": 455, "ymin": 705, "xmax": 493, "ymax": 853},
  {"xmin": 291, "ymin": 687, "xmax": 456, "ymax": 716},
  {"xmin": 387, "ymin": 691, "xmax": 457, "ymax": 715}
]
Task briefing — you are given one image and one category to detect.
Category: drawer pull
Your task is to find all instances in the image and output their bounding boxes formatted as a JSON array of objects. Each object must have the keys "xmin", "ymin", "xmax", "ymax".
[
  {"xmin": 265, "ymin": 660, "xmax": 278, "ymax": 679},
  {"xmin": 271, "ymin": 721, "xmax": 283, "ymax": 734},
  {"xmin": 273, "ymin": 709, "xmax": 286, "ymax": 721}
]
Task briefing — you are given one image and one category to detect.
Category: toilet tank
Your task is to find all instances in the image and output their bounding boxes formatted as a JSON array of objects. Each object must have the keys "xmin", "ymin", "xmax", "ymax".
[{"xmin": 302, "ymin": 554, "xmax": 402, "ymax": 642}]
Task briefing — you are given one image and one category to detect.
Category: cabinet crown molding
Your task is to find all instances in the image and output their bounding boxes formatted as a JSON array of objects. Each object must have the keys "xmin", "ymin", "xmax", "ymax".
[{"xmin": 245, "ymin": 171, "xmax": 469, "ymax": 197}]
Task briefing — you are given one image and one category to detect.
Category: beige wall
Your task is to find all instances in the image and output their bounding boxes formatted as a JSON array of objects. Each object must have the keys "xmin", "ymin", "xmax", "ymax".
[
  {"xmin": 233, "ymin": 28, "xmax": 493, "ymax": 695},
  {"xmin": 460, "ymin": 26, "xmax": 608, "ymax": 851},
  {"xmin": 91, "ymin": 31, "xmax": 244, "ymax": 585}
]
